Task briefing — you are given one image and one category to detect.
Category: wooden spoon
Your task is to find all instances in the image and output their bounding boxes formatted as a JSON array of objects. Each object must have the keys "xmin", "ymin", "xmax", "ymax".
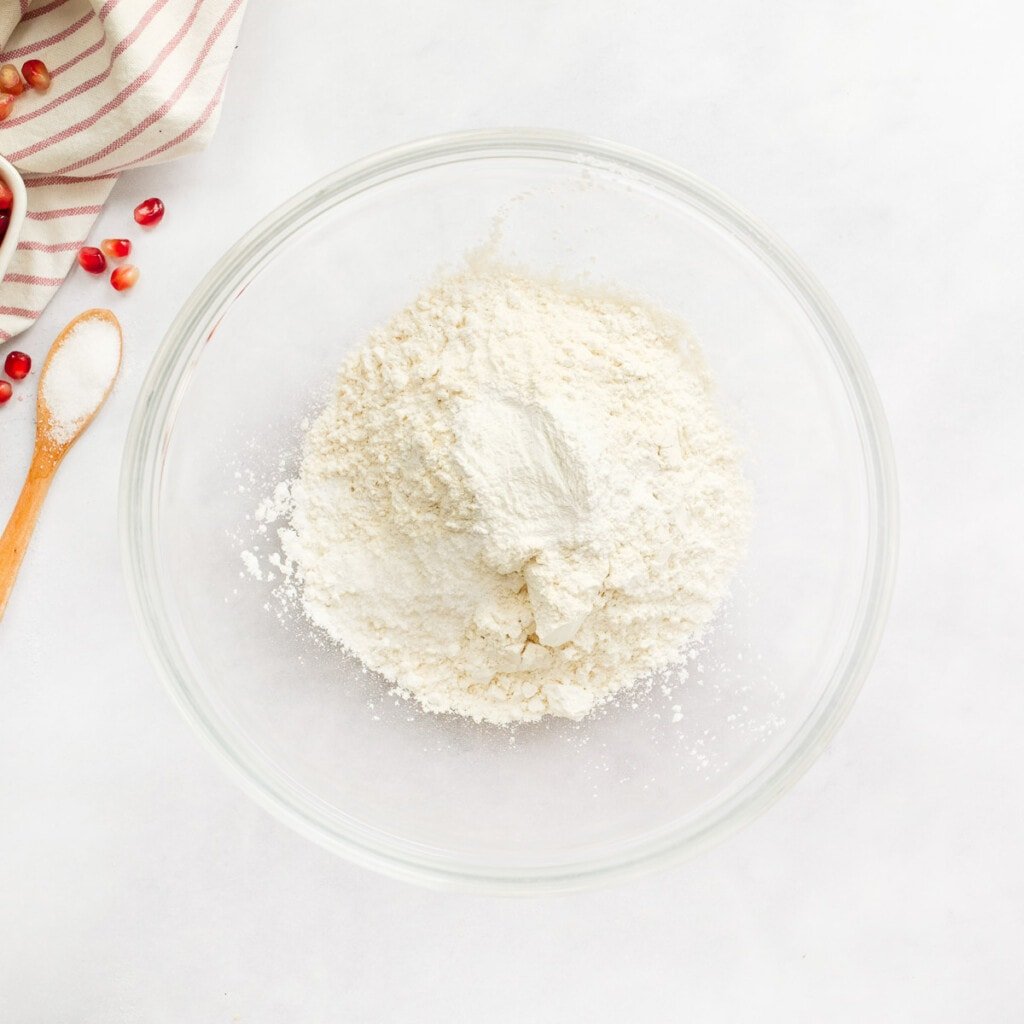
[{"xmin": 0, "ymin": 309, "xmax": 123, "ymax": 621}]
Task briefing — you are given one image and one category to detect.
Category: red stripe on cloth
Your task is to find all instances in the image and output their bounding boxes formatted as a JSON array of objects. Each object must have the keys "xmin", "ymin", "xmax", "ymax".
[
  {"xmin": 24, "ymin": 172, "xmax": 118, "ymax": 187},
  {"xmin": 22, "ymin": 0, "xmax": 67, "ymax": 19},
  {"xmin": 97, "ymin": 0, "xmax": 125, "ymax": 18},
  {"xmin": 51, "ymin": 29, "xmax": 107, "ymax": 78},
  {"xmin": 0, "ymin": 11, "xmax": 92, "ymax": 61},
  {"xmin": 3, "ymin": 273, "xmax": 67, "ymax": 286},
  {"xmin": 55, "ymin": 0, "xmax": 243, "ymax": 174},
  {"xmin": 114, "ymin": 69, "xmax": 226, "ymax": 171},
  {"xmin": 104, "ymin": 0, "xmax": 166, "ymax": 44},
  {"xmin": 17, "ymin": 239, "xmax": 85, "ymax": 252},
  {"xmin": 26, "ymin": 205, "xmax": 105, "ymax": 219},
  {"xmin": 5, "ymin": 0, "xmax": 172, "ymax": 130},
  {"xmin": 0, "ymin": 306, "xmax": 42, "ymax": 319},
  {"xmin": 6, "ymin": 0, "xmax": 206, "ymax": 162}
]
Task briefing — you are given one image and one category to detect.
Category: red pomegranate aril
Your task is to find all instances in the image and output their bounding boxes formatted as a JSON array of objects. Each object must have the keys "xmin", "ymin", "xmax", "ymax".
[
  {"xmin": 0, "ymin": 381, "xmax": 11, "ymax": 404},
  {"xmin": 0, "ymin": 93, "xmax": 14, "ymax": 122},
  {"xmin": 4, "ymin": 351, "xmax": 31, "ymax": 380},
  {"xmin": 78, "ymin": 246, "xmax": 107, "ymax": 274},
  {"xmin": 0, "ymin": 210, "xmax": 9, "ymax": 242},
  {"xmin": 110, "ymin": 264, "xmax": 139, "ymax": 291},
  {"xmin": 133, "ymin": 197, "xmax": 164, "ymax": 227},
  {"xmin": 21, "ymin": 59, "xmax": 50, "ymax": 92},
  {"xmin": 100, "ymin": 237, "xmax": 131, "ymax": 260},
  {"xmin": 0, "ymin": 179, "xmax": 13, "ymax": 211},
  {"xmin": 0, "ymin": 63, "xmax": 24, "ymax": 95}
]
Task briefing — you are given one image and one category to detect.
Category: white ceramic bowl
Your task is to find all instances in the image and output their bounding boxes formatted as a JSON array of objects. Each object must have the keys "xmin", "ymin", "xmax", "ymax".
[{"xmin": 0, "ymin": 155, "xmax": 27, "ymax": 283}]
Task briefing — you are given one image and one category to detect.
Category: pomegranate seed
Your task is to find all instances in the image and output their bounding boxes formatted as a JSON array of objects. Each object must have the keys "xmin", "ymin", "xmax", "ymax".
[
  {"xmin": 0, "ymin": 179, "xmax": 12, "ymax": 211},
  {"xmin": 0, "ymin": 93, "xmax": 14, "ymax": 122},
  {"xmin": 77, "ymin": 246, "xmax": 107, "ymax": 274},
  {"xmin": 110, "ymin": 264, "xmax": 139, "ymax": 291},
  {"xmin": 4, "ymin": 351, "xmax": 30, "ymax": 380},
  {"xmin": 0, "ymin": 381, "xmax": 11, "ymax": 404},
  {"xmin": 100, "ymin": 237, "xmax": 132, "ymax": 260},
  {"xmin": 134, "ymin": 197, "xmax": 164, "ymax": 227},
  {"xmin": 21, "ymin": 59, "xmax": 50, "ymax": 92},
  {"xmin": 0, "ymin": 210, "xmax": 11, "ymax": 242},
  {"xmin": 0, "ymin": 63, "xmax": 24, "ymax": 95}
]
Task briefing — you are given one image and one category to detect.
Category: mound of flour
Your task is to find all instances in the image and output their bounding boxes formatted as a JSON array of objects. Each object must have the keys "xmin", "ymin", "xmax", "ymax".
[{"xmin": 261, "ymin": 264, "xmax": 750, "ymax": 724}]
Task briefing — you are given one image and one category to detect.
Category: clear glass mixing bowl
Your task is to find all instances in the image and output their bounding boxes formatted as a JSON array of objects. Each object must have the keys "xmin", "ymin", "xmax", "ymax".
[{"xmin": 120, "ymin": 130, "xmax": 897, "ymax": 893}]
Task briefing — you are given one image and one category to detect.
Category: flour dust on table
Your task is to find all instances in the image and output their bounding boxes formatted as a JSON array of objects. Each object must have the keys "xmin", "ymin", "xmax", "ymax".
[{"xmin": 243, "ymin": 260, "xmax": 751, "ymax": 725}]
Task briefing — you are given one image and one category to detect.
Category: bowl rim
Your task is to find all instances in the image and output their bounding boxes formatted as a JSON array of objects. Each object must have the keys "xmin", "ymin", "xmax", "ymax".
[
  {"xmin": 119, "ymin": 127, "xmax": 899, "ymax": 894},
  {"xmin": 0, "ymin": 155, "xmax": 28, "ymax": 286}
]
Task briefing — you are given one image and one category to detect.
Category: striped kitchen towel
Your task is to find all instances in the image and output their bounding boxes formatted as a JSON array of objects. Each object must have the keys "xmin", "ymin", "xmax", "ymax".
[{"xmin": 0, "ymin": 0, "xmax": 247, "ymax": 342}]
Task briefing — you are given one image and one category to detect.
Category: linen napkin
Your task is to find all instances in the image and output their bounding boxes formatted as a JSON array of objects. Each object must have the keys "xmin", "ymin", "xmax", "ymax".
[{"xmin": 0, "ymin": 0, "xmax": 247, "ymax": 342}]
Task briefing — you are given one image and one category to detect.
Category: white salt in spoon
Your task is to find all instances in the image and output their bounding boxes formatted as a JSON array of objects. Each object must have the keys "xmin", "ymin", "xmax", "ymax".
[{"xmin": 0, "ymin": 309, "xmax": 123, "ymax": 621}]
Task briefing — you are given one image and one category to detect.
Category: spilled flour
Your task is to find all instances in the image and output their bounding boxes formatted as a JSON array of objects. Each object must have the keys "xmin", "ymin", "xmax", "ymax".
[{"xmin": 250, "ymin": 263, "xmax": 750, "ymax": 724}]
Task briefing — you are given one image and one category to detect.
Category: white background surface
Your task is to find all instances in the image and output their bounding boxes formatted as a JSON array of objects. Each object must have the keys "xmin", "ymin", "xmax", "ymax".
[{"xmin": 2, "ymin": 1, "xmax": 1022, "ymax": 1020}]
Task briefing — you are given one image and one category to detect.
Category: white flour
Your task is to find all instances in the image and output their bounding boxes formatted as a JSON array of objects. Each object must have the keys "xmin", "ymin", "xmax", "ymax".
[
  {"xmin": 42, "ymin": 316, "xmax": 121, "ymax": 444},
  {"xmin": 258, "ymin": 264, "xmax": 750, "ymax": 724}
]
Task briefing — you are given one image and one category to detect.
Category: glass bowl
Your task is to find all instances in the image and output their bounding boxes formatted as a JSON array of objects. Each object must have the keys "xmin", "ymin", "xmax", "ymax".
[{"xmin": 120, "ymin": 129, "xmax": 897, "ymax": 894}]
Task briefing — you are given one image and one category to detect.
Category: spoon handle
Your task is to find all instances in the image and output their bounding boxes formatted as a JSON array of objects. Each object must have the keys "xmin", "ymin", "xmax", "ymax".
[{"xmin": 0, "ymin": 452, "xmax": 58, "ymax": 622}]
